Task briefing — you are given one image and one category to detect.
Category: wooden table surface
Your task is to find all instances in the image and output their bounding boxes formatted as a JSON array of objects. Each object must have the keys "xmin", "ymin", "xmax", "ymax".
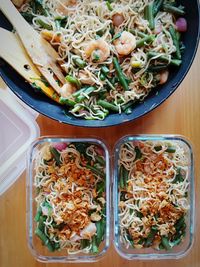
[{"xmin": 1, "ymin": 46, "xmax": 200, "ymax": 267}]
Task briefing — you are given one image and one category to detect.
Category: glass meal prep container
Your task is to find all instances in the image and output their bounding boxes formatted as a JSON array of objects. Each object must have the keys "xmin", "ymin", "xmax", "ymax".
[
  {"xmin": 26, "ymin": 137, "xmax": 110, "ymax": 263},
  {"xmin": 113, "ymin": 135, "xmax": 194, "ymax": 260}
]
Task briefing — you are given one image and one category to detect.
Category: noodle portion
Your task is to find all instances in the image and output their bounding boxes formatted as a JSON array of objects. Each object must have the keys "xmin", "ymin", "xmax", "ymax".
[
  {"xmin": 20, "ymin": 0, "xmax": 186, "ymax": 120},
  {"xmin": 33, "ymin": 141, "xmax": 107, "ymax": 254},
  {"xmin": 117, "ymin": 140, "xmax": 190, "ymax": 250}
]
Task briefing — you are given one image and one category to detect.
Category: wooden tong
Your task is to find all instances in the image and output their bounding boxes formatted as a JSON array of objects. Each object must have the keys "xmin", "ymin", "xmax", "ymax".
[
  {"xmin": 0, "ymin": 28, "xmax": 60, "ymax": 103},
  {"xmin": 0, "ymin": 0, "xmax": 66, "ymax": 95}
]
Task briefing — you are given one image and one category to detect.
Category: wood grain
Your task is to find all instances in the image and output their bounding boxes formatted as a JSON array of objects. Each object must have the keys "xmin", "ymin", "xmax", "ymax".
[{"xmin": 0, "ymin": 46, "xmax": 200, "ymax": 267}]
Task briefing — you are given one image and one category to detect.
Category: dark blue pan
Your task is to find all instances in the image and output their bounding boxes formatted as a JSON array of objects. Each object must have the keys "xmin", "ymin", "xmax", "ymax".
[{"xmin": 0, "ymin": 1, "xmax": 199, "ymax": 127}]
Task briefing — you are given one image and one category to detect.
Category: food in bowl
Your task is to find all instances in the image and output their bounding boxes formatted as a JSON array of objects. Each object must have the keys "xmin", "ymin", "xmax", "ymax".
[
  {"xmin": 32, "ymin": 141, "xmax": 107, "ymax": 254},
  {"xmin": 117, "ymin": 139, "xmax": 190, "ymax": 251},
  {"xmin": 18, "ymin": 0, "xmax": 187, "ymax": 120}
]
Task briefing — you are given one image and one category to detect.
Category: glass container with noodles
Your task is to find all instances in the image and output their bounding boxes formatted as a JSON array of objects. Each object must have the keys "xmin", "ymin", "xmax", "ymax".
[
  {"xmin": 27, "ymin": 137, "xmax": 110, "ymax": 262},
  {"xmin": 113, "ymin": 135, "xmax": 194, "ymax": 260}
]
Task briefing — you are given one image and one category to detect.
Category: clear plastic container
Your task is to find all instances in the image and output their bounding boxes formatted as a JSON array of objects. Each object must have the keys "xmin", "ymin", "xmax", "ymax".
[
  {"xmin": 0, "ymin": 85, "xmax": 39, "ymax": 195},
  {"xmin": 113, "ymin": 135, "xmax": 194, "ymax": 260},
  {"xmin": 26, "ymin": 137, "xmax": 110, "ymax": 263}
]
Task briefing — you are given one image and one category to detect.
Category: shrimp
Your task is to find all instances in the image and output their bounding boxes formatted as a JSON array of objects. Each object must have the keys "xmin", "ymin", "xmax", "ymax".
[
  {"xmin": 79, "ymin": 70, "xmax": 95, "ymax": 85},
  {"xmin": 114, "ymin": 31, "xmax": 136, "ymax": 56},
  {"xmin": 60, "ymin": 82, "xmax": 76, "ymax": 97},
  {"xmin": 70, "ymin": 222, "xmax": 97, "ymax": 241},
  {"xmin": 84, "ymin": 39, "xmax": 110, "ymax": 63},
  {"xmin": 55, "ymin": 0, "xmax": 77, "ymax": 15}
]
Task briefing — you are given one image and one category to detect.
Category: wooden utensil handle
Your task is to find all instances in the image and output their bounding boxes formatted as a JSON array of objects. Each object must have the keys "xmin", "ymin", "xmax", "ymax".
[{"xmin": 0, "ymin": 0, "xmax": 33, "ymax": 34}]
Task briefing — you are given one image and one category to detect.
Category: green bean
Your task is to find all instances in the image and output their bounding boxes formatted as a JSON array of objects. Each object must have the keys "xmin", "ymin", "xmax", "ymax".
[
  {"xmin": 119, "ymin": 166, "xmax": 125, "ymax": 189},
  {"xmin": 172, "ymin": 168, "xmax": 184, "ymax": 184},
  {"xmin": 144, "ymin": 3, "xmax": 155, "ymax": 30},
  {"xmin": 36, "ymin": 19, "xmax": 52, "ymax": 30},
  {"xmin": 66, "ymin": 75, "xmax": 81, "ymax": 88},
  {"xmin": 145, "ymin": 226, "xmax": 158, "ymax": 247},
  {"xmin": 50, "ymin": 147, "xmax": 61, "ymax": 166},
  {"xmin": 54, "ymin": 16, "xmax": 68, "ymax": 28},
  {"xmin": 59, "ymin": 97, "xmax": 76, "ymax": 107},
  {"xmin": 76, "ymin": 86, "xmax": 96, "ymax": 102},
  {"xmin": 95, "ymin": 220, "xmax": 105, "ymax": 246},
  {"xmin": 96, "ymin": 29, "xmax": 104, "ymax": 36},
  {"xmin": 126, "ymin": 231, "xmax": 134, "ymax": 247},
  {"xmin": 91, "ymin": 236, "xmax": 99, "ymax": 253},
  {"xmin": 166, "ymin": 146, "xmax": 176, "ymax": 153},
  {"xmin": 174, "ymin": 216, "xmax": 185, "ymax": 231},
  {"xmin": 72, "ymin": 57, "xmax": 86, "ymax": 69},
  {"xmin": 124, "ymin": 107, "xmax": 132, "ymax": 114},
  {"xmin": 169, "ymin": 25, "xmax": 181, "ymax": 60},
  {"xmin": 71, "ymin": 105, "xmax": 82, "ymax": 113},
  {"xmin": 134, "ymin": 146, "xmax": 142, "ymax": 161},
  {"xmin": 106, "ymin": 1, "xmax": 113, "ymax": 11},
  {"xmin": 97, "ymin": 100, "xmax": 119, "ymax": 112},
  {"xmin": 105, "ymin": 78, "xmax": 115, "ymax": 90},
  {"xmin": 162, "ymin": 4, "xmax": 185, "ymax": 16},
  {"xmin": 171, "ymin": 237, "xmax": 182, "ymax": 247},
  {"xmin": 129, "ymin": 29, "xmax": 147, "ymax": 38},
  {"xmin": 111, "ymin": 32, "xmax": 122, "ymax": 42},
  {"xmin": 34, "ymin": 206, "xmax": 42, "ymax": 222},
  {"xmin": 161, "ymin": 236, "xmax": 171, "ymax": 250},
  {"xmin": 138, "ymin": 238, "xmax": 145, "ymax": 245},
  {"xmin": 135, "ymin": 210, "xmax": 143, "ymax": 219},
  {"xmin": 21, "ymin": 12, "xmax": 34, "ymax": 23},
  {"xmin": 35, "ymin": 228, "xmax": 54, "ymax": 252},
  {"xmin": 86, "ymin": 164, "xmax": 105, "ymax": 178},
  {"xmin": 72, "ymin": 88, "xmax": 86, "ymax": 98},
  {"xmin": 147, "ymin": 64, "xmax": 168, "ymax": 72},
  {"xmin": 113, "ymin": 57, "xmax": 129, "ymax": 91},
  {"xmin": 154, "ymin": 145, "xmax": 162, "ymax": 151},
  {"xmin": 38, "ymin": 216, "xmax": 46, "ymax": 231},
  {"xmin": 122, "ymin": 100, "xmax": 137, "ymax": 111},
  {"xmin": 153, "ymin": 0, "xmax": 164, "ymax": 16},
  {"xmin": 101, "ymin": 66, "xmax": 110, "ymax": 76},
  {"xmin": 96, "ymin": 155, "xmax": 106, "ymax": 166},
  {"xmin": 96, "ymin": 181, "xmax": 105, "ymax": 195},
  {"xmin": 147, "ymin": 52, "xmax": 182, "ymax": 67},
  {"xmin": 136, "ymin": 35, "xmax": 155, "ymax": 48},
  {"xmin": 81, "ymin": 239, "xmax": 90, "ymax": 249},
  {"xmin": 100, "ymin": 73, "xmax": 106, "ymax": 81},
  {"xmin": 109, "ymin": 25, "xmax": 115, "ymax": 36},
  {"xmin": 119, "ymin": 165, "xmax": 129, "ymax": 189}
]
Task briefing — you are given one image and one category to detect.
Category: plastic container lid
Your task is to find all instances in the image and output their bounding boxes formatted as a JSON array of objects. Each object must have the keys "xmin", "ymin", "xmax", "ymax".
[{"xmin": 0, "ymin": 85, "xmax": 40, "ymax": 195}]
